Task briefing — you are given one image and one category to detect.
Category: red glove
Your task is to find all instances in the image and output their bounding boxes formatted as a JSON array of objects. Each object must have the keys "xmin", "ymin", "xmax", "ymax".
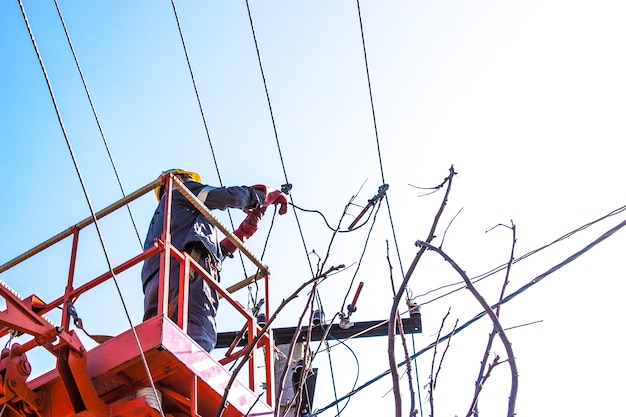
[
  {"xmin": 253, "ymin": 185, "xmax": 289, "ymax": 215},
  {"xmin": 220, "ymin": 207, "xmax": 264, "ymax": 256}
]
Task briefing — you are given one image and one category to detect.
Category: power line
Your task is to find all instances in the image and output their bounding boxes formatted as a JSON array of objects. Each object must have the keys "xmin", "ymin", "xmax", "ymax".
[
  {"xmin": 18, "ymin": 1, "xmax": 163, "ymax": 415},
  {"xmin": 52, "ymin": 0, "xmax": 143, "ymax": 249},
  {"xmin": 354, "ymin": 1, "xmax": 421, "ymax": 413},
  {"xmin": 355, "ymin": 0, "xmax": 385, "ymax": 185},
  {"xmin": 169, "ymin": 0, "xmax": 224, "ymax": 187},
  {"xmin": 415, "ymin": 204, "xmax": 626, "ymax": 307},
  {"xmin": 242, "ymin": 4, "xmax": 390, "ymax": 410},
  {"xmin": 311, "ymin": 215, "xmax": 626, "ymax": 416},
  {"xmin": 244, "ymin": 1, "xmax": 315, "ymax": 280}
]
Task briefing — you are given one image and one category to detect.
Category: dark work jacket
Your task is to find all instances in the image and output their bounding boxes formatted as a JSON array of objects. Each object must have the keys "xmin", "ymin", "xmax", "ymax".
[{"xmin": 141, "ymin": 181, "xmax": 264, "ymax": 290}]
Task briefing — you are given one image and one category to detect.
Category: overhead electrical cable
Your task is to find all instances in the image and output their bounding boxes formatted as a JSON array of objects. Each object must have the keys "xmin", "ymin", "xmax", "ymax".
[
  {"xmin": 340, "ymin": 202, "xmax": 382, "ymax": 312},
  {"xmin": 52, "ymin": 0, "xmax": 143, "ymax": 249},
  {"xmin": 244, "ymin": 0, "xmax": 288, "ymax": 184},
  {"xmin": 244, "ymin": 3, "xmax": 358, "ymax": 410},
  {"xmin": 355, "ymin": 0, "xmax": 407, "ymax": 278},
  {"xmin": 415, "ymin": 204, "xmax": 626, "ymax": 306},
  {"xmin": 169, "ymin": 0, "xmax": 264, "ymax": 287},
  {"xmin": 354, "ymin": 1, "xmax": 422, "ymax": 414},
  {"xmin": 244, "ymin": 3, "xmax": 336, "ymax": 388},
  {"xmin": 169, "ymin": 0, "xmax": 224, "ymax": 187},
  {"xmin": 356, "ymin": 1, "xmax": 385, "ymax": 186},
  {"xmin": 244, "ymin": 0, "xmax": 315, "ymax": 279},
  {"xmin": 311, "ymin": 216, "xmax": 626, "ymax": 416},
  {"xmin": 354, "ymin": 0, "xmax": 406, "ymax": 282},
  {"xmin": 17, "ymin": 2, "xmax": 164, "ymax": 416}
]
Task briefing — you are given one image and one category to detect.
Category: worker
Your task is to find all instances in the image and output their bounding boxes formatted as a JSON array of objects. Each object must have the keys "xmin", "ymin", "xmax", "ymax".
[{"xmin": 141, "ymin": 169, "xmax": 288, "ymax": 353}]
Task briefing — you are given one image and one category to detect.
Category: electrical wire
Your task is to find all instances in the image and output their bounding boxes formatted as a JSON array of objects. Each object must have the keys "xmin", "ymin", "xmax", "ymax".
[
  {"xmin": 320, "ymin": 323, "xmax": 361, "ymax": 417},
  {"xmin": 355, "ymin": 0, "xmax": 384, "ymax": 185},
  {"xmin": 414, "ymin": 204, "xmax": 626, "ymax": 307},
  {"xmin": 169, "ymin": 0, "xmax": 223, "ymax": 187},
  {"xmin": 241, "ymin": 8, "xmax": 411, "ymax": 413},
  {"xmin": 52, "ymin": 0, "xmax": 143, "ymax": 249},
  {"xmin": 242, "ymin": 2, "xmax": 350, "ymax": 408},
  {"xmin": 244, "ymin": 0, "xmax": 288, "ymax": 185},
  {"xmin": 291, "ymin": 202, "xmax": 379, "ymax": 233},
  {"xmin": 169, "ymin": 0, "xmax": 266, "ymax": 288},
  {"xmin": 340, "ymin": 202, "xmax": 382, "ymax": 313},
  {"xmin": 244, "ymin": 0, "xmax": 316, "ymax": 280},
  {"xmin": 354, "ymin": 1, "xmax": 421, "ymax": 412},
  {"xmin": 355, "ymin": 0, "xmax": 405, "ymax": 278},
  {"xmin": 17, "ymin": 3, "xmax": 164, "ymax": 416},
  {"xmin": 310, "ymin": 215, "xmax": 626, "ymax": 416}
]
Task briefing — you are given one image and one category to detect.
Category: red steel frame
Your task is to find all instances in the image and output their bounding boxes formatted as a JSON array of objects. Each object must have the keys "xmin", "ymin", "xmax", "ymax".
[{"xmin": 0, "ymin": 173, "xmax": 275, "ymax": 415}]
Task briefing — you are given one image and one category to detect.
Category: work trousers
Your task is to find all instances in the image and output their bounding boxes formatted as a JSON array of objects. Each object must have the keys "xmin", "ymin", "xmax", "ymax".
[{"xmin": 143, "ymin": 250, "xmax": 219, "ymax": 353}]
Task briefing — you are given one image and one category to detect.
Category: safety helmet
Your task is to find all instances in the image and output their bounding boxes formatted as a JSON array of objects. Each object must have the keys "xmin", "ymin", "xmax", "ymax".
[{"xmin": 155, "ymin": 169, "xmax": 202, "ymax": 201}]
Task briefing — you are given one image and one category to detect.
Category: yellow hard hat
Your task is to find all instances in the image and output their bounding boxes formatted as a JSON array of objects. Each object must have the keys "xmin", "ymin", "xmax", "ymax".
[{"xmin": 155, "ymin": 169, "xmax": 202, "ymax": 201}]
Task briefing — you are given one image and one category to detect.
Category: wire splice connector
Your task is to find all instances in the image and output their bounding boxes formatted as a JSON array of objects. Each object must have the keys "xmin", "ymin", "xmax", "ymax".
[
  {"xmin": 340, "ymin": 282, "xmax": 365, "ymax": 329},
  {"xmin": 348, "ymin": 184, "xmax": 389, "ymax": 230}
]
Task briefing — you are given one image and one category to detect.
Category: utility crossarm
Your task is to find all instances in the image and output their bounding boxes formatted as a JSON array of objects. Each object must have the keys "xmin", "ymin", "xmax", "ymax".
[{"xmin": 215, "ymin": 316, "xmax": 422, "ymax": 349}]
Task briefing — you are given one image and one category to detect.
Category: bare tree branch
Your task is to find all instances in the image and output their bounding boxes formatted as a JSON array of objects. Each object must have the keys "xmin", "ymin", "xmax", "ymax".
[
  {"xmin": 428, "ymin": 307, "xmax": 450, "ymax": 417},
  {"xmin": 274, "ymin": 284, "xmax": 318, "ymax": 416},
  {"xmin": 388, "ymin": 166, "xmax": 456, "ymax": 416},
  {"xmin": 466, "ymin": 355, "xmax": 501, "ymax": 417},
  {"xmin": 434, "ymin": 317, "xmax": 458, "ymax": 392},
  {"xmin": 310, "ymin": 217, "xmax": 626, "ymax": 417},
  {"xmin": 386, "ymin": 240, "xmax": 417, "ymax": 416},
  {"xmin": 416, "ymin": 241, "xmax": 518, "ymax": 417},
  {"xmin": 216, "ymin": 265, "xmax": 344, "ymax": 417},
  {"xmin": 469, "ymin": 221, "xmax": 516, "ymax": 417}
]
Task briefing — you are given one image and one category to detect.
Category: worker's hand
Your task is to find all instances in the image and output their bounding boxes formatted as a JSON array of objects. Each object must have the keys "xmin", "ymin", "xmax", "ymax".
[
  {"xmin": 253, "ymin": 185, "xmax": 289, "ymax": 215},
  {"xmin": 240, "ymin": 206, "xmax": 264, "ymax": 235},
  {"xmin": 220, "ymin": 208, "xmax": 264, "ymax": 256}
]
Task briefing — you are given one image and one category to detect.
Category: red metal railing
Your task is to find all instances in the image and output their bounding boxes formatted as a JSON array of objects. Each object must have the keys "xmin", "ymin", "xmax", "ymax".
[{"xmin": 0, "ymin": 172, "xmax": 275, "ymax": 409}]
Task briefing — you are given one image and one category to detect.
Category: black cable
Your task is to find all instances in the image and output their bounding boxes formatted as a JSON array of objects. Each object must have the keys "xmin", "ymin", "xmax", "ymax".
[
  {"xmin": 354, "ymin": 2, "xmax": 424, "ymax": 410},
  {"xmin": 19, "ymin": 2, "xmax": 163, "ymax": 415},
  {"xmin": 169, "ymin": 0, "xmax": 223, "ymax": 187},
  {"xmin": 340, "ymin": 202, "xmax": 382, "ymax": 312},
  {"xmin": 355, "ymin": 0, "xmax": 384, "ymax": 184},
  {"xmin": 291, "ymin": 202, "xmax": 378, "ymax": 233},
  {"xmin": 53, "ymin": 0, "xmax": 143, "ymax": 249},
  {"xmin": 414, "ymin": 204, "xmax": 626, "ymax": 306},
  {"xmin": 244, "ymin": 0, "xmax": 315, "ymax": 279},
  {"xmin": 244, "ymin": 0, "xmax": 288, "ymax": 184},
  {"xmin": 323, "ymin": 326, "xmax": 361, "ymax": 417},
  {"xmin": 170, "ymin": 0, "xmax": 265, "ymax": 285},
  {"xmin": 310, "ymin": 216, "xmax": 626, "ymax": 416}
]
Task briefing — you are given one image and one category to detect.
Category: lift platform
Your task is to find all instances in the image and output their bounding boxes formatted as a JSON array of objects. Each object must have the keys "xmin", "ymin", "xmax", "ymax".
[
  {"xmin": 0, "ymin": 173, "xmax": 274, "ymax": 417},
  {"xmin": 25, "ymin": 316, "xmax": 272, "ymax": 417}
]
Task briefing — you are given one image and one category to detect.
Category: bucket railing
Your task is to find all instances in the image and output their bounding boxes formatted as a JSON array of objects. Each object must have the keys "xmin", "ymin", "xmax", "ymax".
[{"xmin": 0, "ymin": 172, "xmax": 275, "ymax": 407}]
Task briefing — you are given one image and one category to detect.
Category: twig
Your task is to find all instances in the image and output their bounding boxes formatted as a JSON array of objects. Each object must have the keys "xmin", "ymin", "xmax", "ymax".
[
  {"xmin": 434, "ymin": 317, "xmax": 457, "ymax": 392},
  {"xmin": 466, "ymin": 355, "xmax": 501, "ymax": 417},
  {"xmin": 215, "ymin": 265, "xmax": 345, "ymax": 417},
  {"xmin": 274, "ymin": 285, "xmax": 318, "ymax": 416},
  {"xmin": 428, "ymin": 308, "xmax": 450, "ymax": 417},
  {"xmin": 469, "ymin": 221, "xmax": 516, "ymax": 417},
  {"xmin": 386, "ymin": 240, "xmax": 416, "ymax": 416},
  {"xmin": 440, "ymin": 207, "xmax": 463, "ymax": 250}
]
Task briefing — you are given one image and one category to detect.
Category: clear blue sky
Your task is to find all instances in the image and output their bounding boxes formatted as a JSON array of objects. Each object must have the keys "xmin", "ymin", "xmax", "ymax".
[{"xmin": 1, "ymin": 1, "xmax": 625, "ymax": 416}]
